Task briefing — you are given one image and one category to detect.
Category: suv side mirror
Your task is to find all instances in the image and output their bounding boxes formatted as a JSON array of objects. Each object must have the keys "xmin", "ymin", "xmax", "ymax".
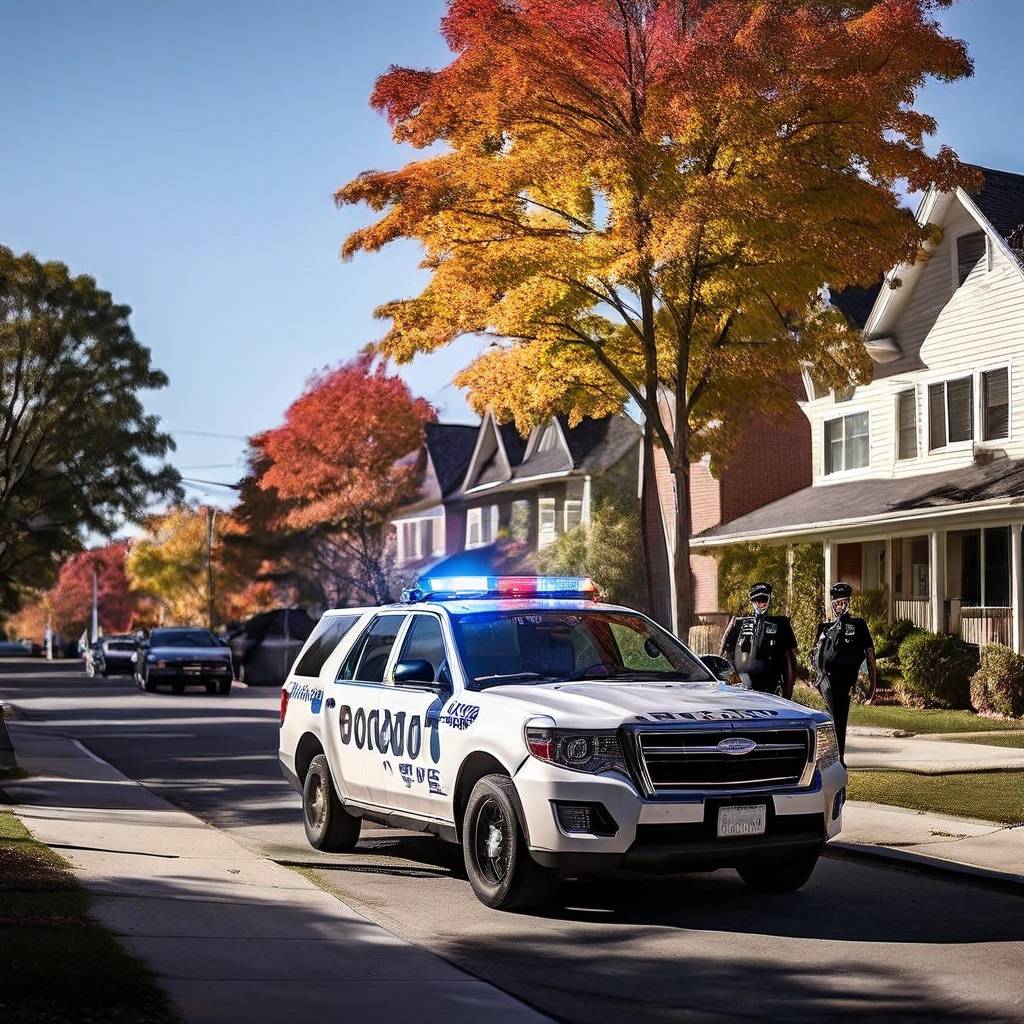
[{"xmin": 393, "ymin": 659, "xmax": 435, "ymax": 685}]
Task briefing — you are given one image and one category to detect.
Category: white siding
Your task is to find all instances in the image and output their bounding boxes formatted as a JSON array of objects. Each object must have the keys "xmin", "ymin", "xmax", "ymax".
[{"xmin": 805, "ymin": 195, "xmax": 1024, "ymax": 485}]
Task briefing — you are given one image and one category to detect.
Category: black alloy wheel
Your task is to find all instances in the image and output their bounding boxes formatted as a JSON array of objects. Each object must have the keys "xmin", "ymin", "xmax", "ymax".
[{"xmin": 462, "ymin": 775, "xmax": 559, "ymax": 911}]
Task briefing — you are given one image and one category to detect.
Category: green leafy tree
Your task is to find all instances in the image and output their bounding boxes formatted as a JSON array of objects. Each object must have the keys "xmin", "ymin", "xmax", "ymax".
[{"xmin": 0, "ymin": 247, "xmax": 178, "ymax": 610}]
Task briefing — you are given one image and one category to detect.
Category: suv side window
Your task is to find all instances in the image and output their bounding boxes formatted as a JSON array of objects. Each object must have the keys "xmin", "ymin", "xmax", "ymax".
[
  {"xmin": 293, "ymin": 615, "xmax": 359, "ymax": 678},
  {"xmin": 394, "ymin": 615, "xmax": 447, "ymax": 682},
  {"xmin": 338, "ymin": 614, "xmax": 407, "ymax": 683}
]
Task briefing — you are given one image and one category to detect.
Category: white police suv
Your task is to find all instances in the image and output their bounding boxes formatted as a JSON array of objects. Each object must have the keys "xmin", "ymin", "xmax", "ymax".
[{"xmin": 279, "ymin": 576, "xmax": 846, "ymax": 910}]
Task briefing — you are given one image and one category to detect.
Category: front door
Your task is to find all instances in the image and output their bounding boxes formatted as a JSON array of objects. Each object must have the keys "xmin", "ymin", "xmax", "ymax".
[
  {"xmin": 327, "ymin": 613, "xmax": 408, "ymax": 808},
  {"xmin": 379, "ymin": 612, "xmax": 454, "ymax": 820}
]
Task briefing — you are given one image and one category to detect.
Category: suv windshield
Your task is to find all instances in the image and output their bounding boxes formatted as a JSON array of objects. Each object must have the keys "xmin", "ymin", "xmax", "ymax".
[
  {"xmin": 451, "ymin": 610, "xmax": 713, "ymax": 689},
  {"xmin": 150, "ymin": 630, "xmax": 220, "ymax": 648}
]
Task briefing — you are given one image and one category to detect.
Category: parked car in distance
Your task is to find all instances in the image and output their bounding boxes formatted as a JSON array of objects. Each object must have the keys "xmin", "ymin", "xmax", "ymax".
[
  {"xmin": 0, "ymin": 638, "xmax": 35, "ymax": 657},
  {"xmin": 228, "ymin": 608, "xmax": 316, "ymax": 686},
  {"xmin": 135, "ymin": 627, "xmax": 233, "ymax": 695},
  {"xmin": 84, "ymin": 635, "xmax": 138, "ymax": 677}
]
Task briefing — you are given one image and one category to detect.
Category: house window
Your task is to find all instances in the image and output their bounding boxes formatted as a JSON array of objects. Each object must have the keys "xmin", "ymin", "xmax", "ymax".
[
  {"xmin": 823, "ymin": 412, "xmax": 869, "ymax": 474},
  {"xmin": 396, "ymin": 518, "xmax": 444, "ymax": 564},
  {"xmin": 399, "ymin": 522, "xmax": 420, "ymax": 563},
  {"xmin": 897, "ymin": 389, "xmax": 917, "ymax": 460},
  {"xmin": 982, "ymin": 367, "xmax": 1010, "ymax": 441},
  {"xmin": 956, "ymin": 231, "xmax": 988, "ymax": 287},
  {"xmin": 959, "ymin": 527, "xmax": 1010, "ymax": 607},
  {"xmin": 564, "ymin": 499, "xmax": 582, "ymax": 532},
  {"xmin": 928, "ymin": 376, "xmax": 973, "ymax": 450},
  {"xmin": 538, "ymin": 497, "xmax": 557, "ymax": 548},
  {"xmin": 466, "ymin": 506, "xmax": 497, "ymax": 548}
]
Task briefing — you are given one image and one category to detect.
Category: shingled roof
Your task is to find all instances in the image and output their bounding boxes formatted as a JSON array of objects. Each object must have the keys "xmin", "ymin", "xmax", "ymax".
[
  {"xmin": 425, "ymin": 423, "xmax": 478, "ymax": 497},
  {"xmin": 693, "ymin": 456, "xmax": 1024, "ymax": 545},
  {"xmin": 966, "ymin": 164, "xmax": 1024, "ymax": 240}
]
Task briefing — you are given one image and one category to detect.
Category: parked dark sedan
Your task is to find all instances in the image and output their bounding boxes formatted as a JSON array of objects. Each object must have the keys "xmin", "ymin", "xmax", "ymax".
[
  {"xmin": 135, "ymin": 628, "xmax": 233, "ymax": 695},
  {"xmin": 227, "ymin": 608, "xmax": 315, "ymax": 686},
  {"xmin": 84, "ymin": 635, "xmax": 138, "ymax": 677}
]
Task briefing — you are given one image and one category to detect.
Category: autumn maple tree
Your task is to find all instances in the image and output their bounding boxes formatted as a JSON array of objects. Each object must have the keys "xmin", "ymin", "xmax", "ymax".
[
  {"xmin": 49, "ymin": 542, "xmax": 134, "ymax": 637},
  {"xmin": 254, "ymin": 353, "xmax": 435, "ymax": 604},
  {"xmin": 338, "ymin": 0, "xmax": 973, "ymax": 631}
]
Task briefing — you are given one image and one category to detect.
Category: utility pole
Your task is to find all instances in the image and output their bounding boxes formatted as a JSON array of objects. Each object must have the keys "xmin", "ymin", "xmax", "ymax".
[
  {"xmin": 206, "ymin": 507, "xmax": 217, "ymax": 631},
  {"xmin": 90, "ymin": 565, "xmax": 100, "ymax": 642}
]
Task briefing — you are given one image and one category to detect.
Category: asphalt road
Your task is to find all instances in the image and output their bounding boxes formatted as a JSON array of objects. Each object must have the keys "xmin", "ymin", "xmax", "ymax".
[{"xmin": 3, "ymin": 660, "xmax": 1023, "ymax": 1024}]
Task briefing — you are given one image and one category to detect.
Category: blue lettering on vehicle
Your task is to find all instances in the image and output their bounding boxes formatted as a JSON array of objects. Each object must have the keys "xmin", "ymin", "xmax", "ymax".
[
  {"xmin": 427, "ymin": 769, "xmax": 445, "ymax": 796},
  {"xmin": 399, "ymin": 763, "xmax": 414, "ymax": 787},
  {"xmin": 290, "ymin": 683, "xmax": 325, "ymax": 712},
  {"xmin": 339, "ymin": 705, "xmax": 434, "ymax": 759},
  {"xmin": 440, "ymin": 701, "xmax": 479, "ymax": 731}
]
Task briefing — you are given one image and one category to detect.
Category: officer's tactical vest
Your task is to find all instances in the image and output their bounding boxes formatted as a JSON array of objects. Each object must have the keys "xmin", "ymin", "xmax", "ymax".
[
  {"xmin": 816, "ymin": 616, "xmax": 865, "ymax": 674},
  {"xmin": 732, "ymin": 615, "xmax": 784, "ymax": 676}
]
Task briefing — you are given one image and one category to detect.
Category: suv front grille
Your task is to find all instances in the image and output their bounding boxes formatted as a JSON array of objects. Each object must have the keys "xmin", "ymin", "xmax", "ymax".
[{"xmin": 632, "ymin": 727, "xmax": 812, "ymax": 793}]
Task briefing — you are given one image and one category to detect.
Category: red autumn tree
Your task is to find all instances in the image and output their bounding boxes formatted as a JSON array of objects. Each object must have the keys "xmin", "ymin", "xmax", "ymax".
[
  {"xmin": 256, "ymin": 353, "xmax": 435, "ymax": 603},
  {"xmin": 49, "ymin": 542, "xmax": 134, "ymax": 637}
]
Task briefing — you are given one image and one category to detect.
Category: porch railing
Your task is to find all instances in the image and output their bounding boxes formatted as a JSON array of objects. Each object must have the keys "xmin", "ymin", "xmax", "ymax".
[
  {"xmin": 957, "ymin": 607, "xmax": 1013, "ymax": 647},
  {"xmin": 894, "ymin": 597, "xmax": 932, "ymax": 630}
]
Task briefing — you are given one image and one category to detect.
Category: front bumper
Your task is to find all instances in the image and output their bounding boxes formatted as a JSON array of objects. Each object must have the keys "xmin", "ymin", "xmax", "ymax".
[
  {"xmin": 514, "ymin": 755, "xmax": 847, "ymax": 876},
  {"xmin": 146, "ymin": 664, "xmax": 232, "ymax": 682}
]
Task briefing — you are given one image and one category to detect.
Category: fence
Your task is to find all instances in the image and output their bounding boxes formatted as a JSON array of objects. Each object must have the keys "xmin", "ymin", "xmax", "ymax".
[
  {"xmin": 956, "ymin": 607, "xmax": 1012, "ymax": 647},
  {"xmin": 893, "ymin": 597, "xmax": 932, "ymax": 630}
]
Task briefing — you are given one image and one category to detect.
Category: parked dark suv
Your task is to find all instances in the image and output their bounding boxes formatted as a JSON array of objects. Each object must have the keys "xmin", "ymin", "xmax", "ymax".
[{"xmin": 227, "ymin": 608, "xmax": 315, "ymax": 686}]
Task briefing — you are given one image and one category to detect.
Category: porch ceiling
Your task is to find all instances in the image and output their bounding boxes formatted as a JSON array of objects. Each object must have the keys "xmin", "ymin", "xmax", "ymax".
[{"xmin": 692, "ymin": 456, "xmax": 1024, "ymax": 547}]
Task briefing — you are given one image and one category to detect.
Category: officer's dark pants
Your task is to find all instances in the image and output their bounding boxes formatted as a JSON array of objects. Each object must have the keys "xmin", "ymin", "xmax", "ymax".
[
  {"xmin": 741, "ymin": 673, "xmax": 785, "ymax": 696},
  {"xmin": 820, "ymin": 671, "xmax": 856, "ymax": 761}
]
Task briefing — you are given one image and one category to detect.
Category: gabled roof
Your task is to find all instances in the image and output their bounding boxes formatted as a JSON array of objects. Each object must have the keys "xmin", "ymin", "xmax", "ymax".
[
  {"xmin": 424, "ymin": 423, "xmax": 478, "ymax": 497},
  {"xmin": 965, "ymin": 164, "xmax": 1024, "ymax": 239},
  {"xmin": 506, "ymin": 414, "xmax": 640, "ymax": 483}
]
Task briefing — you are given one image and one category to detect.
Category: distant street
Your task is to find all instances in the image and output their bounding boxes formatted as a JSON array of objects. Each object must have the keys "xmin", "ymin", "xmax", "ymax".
[{"xmin": 3, "ymin": 660, "xmax": 1023, "ymax": 1024}]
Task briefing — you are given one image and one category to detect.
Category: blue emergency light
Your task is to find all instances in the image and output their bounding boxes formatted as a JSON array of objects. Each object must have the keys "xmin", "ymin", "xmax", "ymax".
[{"xmin": 401, "ymin": 575, "xmax": 599, "ymax": 603}]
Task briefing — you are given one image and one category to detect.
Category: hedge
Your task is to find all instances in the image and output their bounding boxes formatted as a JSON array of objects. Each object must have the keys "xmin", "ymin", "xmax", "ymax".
[
  {"xmin": 895, "ymin": 631, "xmax": 978, "ymax": 710},
  {"xmin": 970, "ymin": 643, "xmax": 1024, "ymax": 719}
]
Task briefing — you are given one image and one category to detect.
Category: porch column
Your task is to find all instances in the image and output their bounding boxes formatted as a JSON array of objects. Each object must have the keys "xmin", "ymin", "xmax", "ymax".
[
  {"xmin": 884, "ymin": 537, "xmax": 894, "ymax": 621},
  {"xmin": 823, "ymin": 539, "xmax": 835, "ymax": 612},
  {"xmin": 930, "ymin": 529, "xmax": 946, "ymax": 634},
  {"xmin": 1012, "ymin": 524, "xmax": 1024, "ymax": 653}
]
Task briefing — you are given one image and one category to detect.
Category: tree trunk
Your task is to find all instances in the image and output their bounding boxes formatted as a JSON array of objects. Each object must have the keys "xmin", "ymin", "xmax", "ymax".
[
  {"xmin": 669, "ymin": 454, "xmax": 694, "ymax": 639},
  {"xmin": 640, "ymin": 421, "xmax": 673, "ymax": 629}
]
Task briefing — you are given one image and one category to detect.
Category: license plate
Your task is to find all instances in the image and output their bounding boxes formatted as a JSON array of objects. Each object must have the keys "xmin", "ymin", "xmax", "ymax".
[{"xmin": 717, "ymin": 804, "xmax": 767, "ymax": 838}]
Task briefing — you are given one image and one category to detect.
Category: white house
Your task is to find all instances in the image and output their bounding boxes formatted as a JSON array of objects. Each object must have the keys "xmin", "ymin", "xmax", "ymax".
[{"xmin": 692, "ymin": 164, "xmax": 1024, "ymax": 652}]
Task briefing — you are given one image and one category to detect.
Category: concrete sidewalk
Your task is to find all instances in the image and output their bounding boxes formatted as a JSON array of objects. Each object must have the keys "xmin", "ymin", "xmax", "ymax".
[
  {"xmin": 3, "ymin": 724, "xmax": 551, "ymax": 1024},
  {"xmin": 845, "ymin": 733, "xmax": 1024, "ymax": 772},
  {"xmin": 835, "ymin": 800, "xmax": 1024, "ymax": 887}
]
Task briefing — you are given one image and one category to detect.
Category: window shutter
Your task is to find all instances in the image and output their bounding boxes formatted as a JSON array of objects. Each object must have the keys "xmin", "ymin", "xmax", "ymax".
[
  {"xmin": 928, "ymin": 383, "xmax": 947, "ymax": 450},
  {"xmin": 897, "ymin": 389, "xmax": 917, "ymax": 460},
  {"xmin": 983, "ymin": 368, "xmax": 1010, "ymax": 440},
  {"xmin": 946, "ymin": 377, "xmax": 974, "ymax": 443},
  {"xmin": 956, "ymin": 232, "xmax": 987, "ymax": 286}
]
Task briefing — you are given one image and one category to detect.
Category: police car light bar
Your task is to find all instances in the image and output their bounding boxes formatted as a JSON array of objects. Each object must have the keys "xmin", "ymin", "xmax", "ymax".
[{"xmin": 402, "ymin": 575, "xmax": 599, "ymax": 603}]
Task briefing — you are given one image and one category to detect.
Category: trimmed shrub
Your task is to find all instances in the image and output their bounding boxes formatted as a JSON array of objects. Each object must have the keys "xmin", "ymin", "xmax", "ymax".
[
  {"xmin": 970, "ymin": 643, "xmax": 1024, "ymax": 718},
  {"xmin": 874, "ymin": 618, "xmax": 922, "ymax": 660},
  {"xmin": 791, "ymin": 683, "xmax": 827, "ymax": 712},
  {"xmin": 896, "ymin": 632, "xmax": 978, "ymax": 710}
]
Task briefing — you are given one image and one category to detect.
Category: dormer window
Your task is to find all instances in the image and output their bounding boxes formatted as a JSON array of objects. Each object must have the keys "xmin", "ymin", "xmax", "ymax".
[
  {"xmin": 956, "ymin": 231, "xmax": 989, "ymax": 287},
  {"xmin": 824, "ymin": 412, "xmax": 869, "ymax": 475}
]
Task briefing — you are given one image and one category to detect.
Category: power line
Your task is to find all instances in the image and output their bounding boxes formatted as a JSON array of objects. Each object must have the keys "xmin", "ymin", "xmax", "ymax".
[
  {"xmin": 168, "ymin": 429, "xmax": 250, "ymax": 441},
  {"xmin": 180, "ymin": 477, "xmax": 242, "ymax": 491}
]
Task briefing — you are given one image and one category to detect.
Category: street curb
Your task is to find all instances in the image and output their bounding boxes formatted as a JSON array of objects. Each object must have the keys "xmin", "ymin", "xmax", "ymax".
[
  {"xmin": 825, "ymin": 840, "xmax": 1024, "ymax": 895},
  {"xmin": 0, "ymin": 701, "xmax": 17, "ymax": 768}
]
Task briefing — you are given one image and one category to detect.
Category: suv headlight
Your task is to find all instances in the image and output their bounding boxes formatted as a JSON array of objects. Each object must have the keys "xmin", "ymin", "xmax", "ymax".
[
  {"xmin": 524, "ymin": 718, "xmax": 629, "ymax": 777},
  {"xmin": 814, "ymin": 723, "xmax": 840, "ymax": 771}
]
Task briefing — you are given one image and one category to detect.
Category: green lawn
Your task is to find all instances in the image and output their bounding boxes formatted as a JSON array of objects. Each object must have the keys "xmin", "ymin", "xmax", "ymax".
[
  {"xmin": 792, "ymin": 686, "xmax": 1023, "ymax": 735},
  {"xmin": 0, "ymin": 811, "xmax": 177, "ymax": 1024},
  {"xmin": 848, "ymin": 770, "xmax": 1024, "ymax": 825}
]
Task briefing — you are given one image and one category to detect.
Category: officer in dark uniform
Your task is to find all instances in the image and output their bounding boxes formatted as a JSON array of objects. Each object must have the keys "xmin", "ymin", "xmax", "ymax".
[
  {"xmin": 813, "ymin": 582, "xmax": 877, "ymax": 762},
  {"xmin": 720, "ymin": 583, "xmax": 798, "ymax": 698}
]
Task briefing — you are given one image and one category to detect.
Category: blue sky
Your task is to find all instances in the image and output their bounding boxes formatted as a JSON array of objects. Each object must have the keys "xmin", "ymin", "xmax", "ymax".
[{"xmin": 0, "ymin": 0, "xmax": 1021, "ymax": 510}]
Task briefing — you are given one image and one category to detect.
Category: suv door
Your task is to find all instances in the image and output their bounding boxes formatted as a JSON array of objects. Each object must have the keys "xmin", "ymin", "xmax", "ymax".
[
  {"xmin": 379, "ymin": 611, "xmax": 456, "ymax": 820},
  {"xmin": 330, "ymin": 613, "xmax": 409, "ymax": 808}
]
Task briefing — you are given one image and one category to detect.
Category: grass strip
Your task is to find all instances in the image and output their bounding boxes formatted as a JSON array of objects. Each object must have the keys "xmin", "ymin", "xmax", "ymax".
[
  {"xmin": 848, "ymin": 770, "xmax": 1024, "ymax": 826},
  {"xmin": 0, "ymin": 810, "xmax": 178, "ymax": 1024}
]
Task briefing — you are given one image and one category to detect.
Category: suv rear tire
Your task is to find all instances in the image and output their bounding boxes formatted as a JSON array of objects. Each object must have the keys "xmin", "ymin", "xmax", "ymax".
[
  {"xmin": 462, "ymin": 775, "xmax": 559, "ymax": 911},
  {"xmin": 303, "ymin": 754, "xmax": 361, "ymax": 851},
  {"xmin": 738, "ymin": 851, "xmax": 820, "ymax": 893}
]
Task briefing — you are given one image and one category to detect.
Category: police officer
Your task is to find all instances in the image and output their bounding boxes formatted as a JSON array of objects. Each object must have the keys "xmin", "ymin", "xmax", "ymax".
[
  {"xmin": 813, "ymin": 582, "xmax": 877, "ymax": 762},
  {"xmin": 720, "ymin": 583, "xmax": 798, "ymax": 699}
]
